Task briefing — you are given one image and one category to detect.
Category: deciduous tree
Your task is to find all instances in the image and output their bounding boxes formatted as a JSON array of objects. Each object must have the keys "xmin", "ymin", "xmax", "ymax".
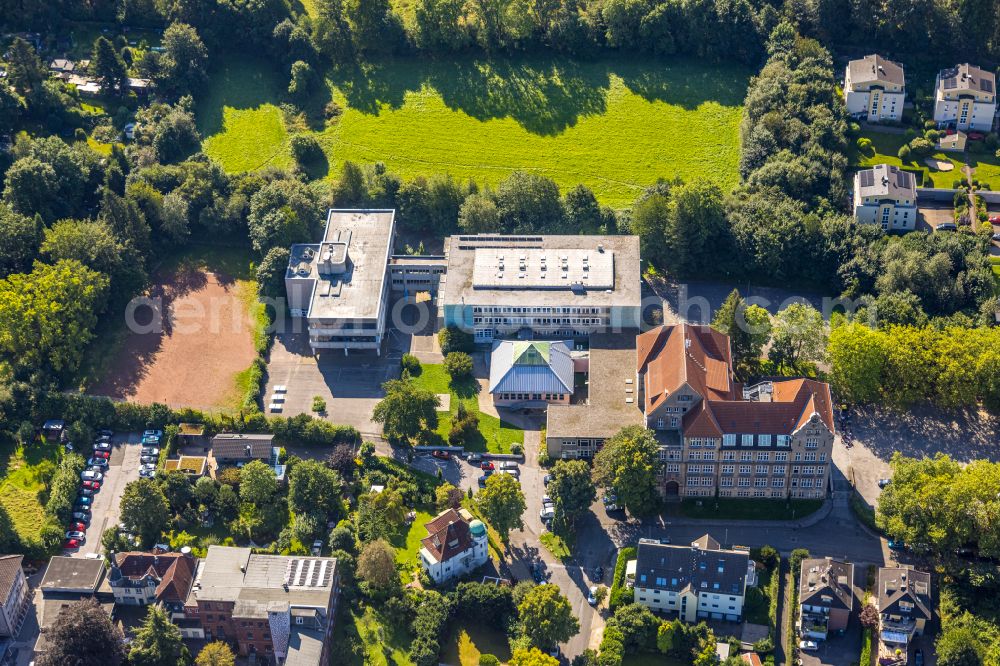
[
  {"xmin": 476, "ymin": 472, "xmax": 526, "ymax": 541},
  {"xmin": 592, "ymin": 426, "xmax": 660, "ymax": 516},
  {"xmin": 372, "ymin": 379, "xmax": 440, "ymax": 443},
  {"xmin": 357, "ymin": 538, "xmax": 398, "ymax": 590},
  {"xmin": 37, "ymin": 598, "xmax": 125, "ymax": 666},
  {"xmin": 517, "ymin": 583, "xmax": 579, "ymax": 649},
  {"xmin": 120, "ymin": 479, "xmax": 171, "ymax": 547},
  {"xmin": 547, "ymin": 459, "xmax": 595, "ymax": 529},
  {"xmin": 195, "ymin": 641, "xmax": 235, "ymax": 666}
]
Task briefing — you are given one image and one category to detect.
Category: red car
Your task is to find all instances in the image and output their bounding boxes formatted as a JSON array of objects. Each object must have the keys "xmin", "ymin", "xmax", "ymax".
[
  {"xmin": 989, "ymin": 215, "xmax": 1000, "ymax": 224},
  {"xmin": 63, "ymin": 538, "xmax": 80, "ymax": 549},
  {"xmin": 431, "ymin": 450, "xmax": 451, "ymax": 460},
  {"xmin": 92, "ymin": 450, "xmax": 110, "ymax": 459},
  {"xmin": 70, "ymin": 522, "xmax": 87, "ymax": 532},
  {"xmin": 81, "ymin": 480, "xmax": 101, "ymax": 490},
  {"xmin": 480, "ymin": 461, "xmax": 495, "ymax": 471},
  {"xmin": 968, "ymin": 132, "xmax": 986, "ymax": 141}
]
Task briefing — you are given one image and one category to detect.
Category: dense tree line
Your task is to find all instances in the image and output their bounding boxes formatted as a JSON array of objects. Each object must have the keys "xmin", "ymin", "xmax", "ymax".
[{"xmin": 829, "ymin": 322, "xmax": 1000, "ymax": 410}]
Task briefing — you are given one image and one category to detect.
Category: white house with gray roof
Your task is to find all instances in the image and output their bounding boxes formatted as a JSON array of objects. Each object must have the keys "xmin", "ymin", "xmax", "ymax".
[
  {"xmin": 933, "ymin": 64, "xmax": 997, "ymax": 132},
  {"xmin": 630, "ymin": 535, "xmax": 753, "ymax": 623},
  {"xmin": 852, "ymin": 164, "xmax": 917, "ymax": 231},
  {"xmin": 488, "ymin": 340, "xmax": 575, "ymax": 407},
  {"xmin": 844, "ymin": 55, "xmax": 905, "ymax": 122}
]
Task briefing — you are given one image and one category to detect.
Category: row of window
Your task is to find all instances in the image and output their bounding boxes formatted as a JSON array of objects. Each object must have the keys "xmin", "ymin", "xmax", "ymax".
[
  {"xmin": 718, "ymin": 451, "xmax": 825, "ymax": 462},
  {"xmin": 495, "ymin": 392, "xmax": 565, "ymax": 401},
  {"xmin": 472, "ymin": 306, "xmax": 609, "ymax": 314},
  {"xmin": 473, "ymin": 317, "xmax": 605, "ymax": 325}
]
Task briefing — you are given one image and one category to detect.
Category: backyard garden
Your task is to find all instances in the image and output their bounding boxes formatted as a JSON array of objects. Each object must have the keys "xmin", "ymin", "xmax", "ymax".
[
  {"xmin": 198, "ymin": 54, "xmax": 750, "ymax": 207},
  {"xmin": 852, "ymin": 128, "xmax": 1000, "ymax": 189},
  {"xmin": 0, "ymin": 435, "xmax": 63, "ymax": 545}
]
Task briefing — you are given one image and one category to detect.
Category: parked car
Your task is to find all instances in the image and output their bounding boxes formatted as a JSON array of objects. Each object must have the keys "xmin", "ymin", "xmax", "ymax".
[
  {"xmin": 989, "ymin": 215, "xmax": 1000, "ymax": 224},
  {"xmin": 587, "ymin": 586, "xmax": 598, "ymax": 605},
  {"xmin": 78, "ymin": 488, "xmax": 94, "ymax": 497},
  {"xmin": 97, "ymin": 429, "xmax": 114, "ymax": 438},
  {"xmin": 72, "ymin": 512, "xmax": 91, "ymax": 523},
  {"xmin": 992, "ymin": 232, "xmax": 1000, "ymax": 241},
  {"xmin": 540, "ymin": 507, "xmax": 555, "ymax": 520},
  {"xmin": 499, "ymin": 468, "xmax": 520, "ymax": 479},
  {"xmin": 594, "ymin": 566, "xmax": 604, "ymax": 581},
  {"xmin": 888, "ymin": 539, "xmax": 906, "ymax": 551},
  {"xmin": 93, "ymin": 441, "xmax": 111, "ymax": 451},
  {"xmin": 81, "ymin": 480, "xmax": 101, "ymax": 491},
  {"xmin": 499, "ymin": 461, "xmax": 518, "ymax": 471},
  {"xmin": 478, "ymin": 476, "xmax": 488, "ymax": 488},
  {"xmin": 92, "ymin": 450, "xmax": 110, "ymax": 459},
  {"xmin": 799, "ymin": 640, "xmax": 818, "ymax": 652},
  {"xmin": 141, "ymin": 436, "xmax": 160, "ymax": 445},
  {"xmin": 935, "ymin": 222, "xmax": 958, "ymax": 232},
  {"xmin": 80, "ymin": 470, "xmax": 103, "ymax": 481},
  {"xmin": 542, "ymin": 495, "xmax": 552, "ymax": 505},
  {"xmin": 878, "ymin": 478, "xmax": 891, "ymax": 488},
  {"xmin": 141, "ymin": 447, "xmax": 159, "ymax": 456},
  {"xmin": 480, "ymin": 461, "xmax": 495, "ymax": 471},
  {"xmin": 466, "ymin": 453, "xmax": 482, "ymax": 462},
  {"xmin": 140, "ymin": 455, "xmax": 158, "ymax": 464},
  {"xmin": 143, "ymin": 429, "xmax": 163, "ymax": 438},
  {"xmin": 69, "ymin": 522, "xmax": 87, "ymax": 533},
  {"xmin": 968, "ymin": 132, "xmax": 986, "ymax": 140},
  {"xmin": 64, "ymin": 538, "xmax": 81, "ymax": 549},
  {"xmin": 139, "ymin": 468, "xmax": 156, "ymax": 479},
  {"xmin": 914, "ymin": 650, "xmax": 924, "ymax": 666},
  {"xmin": 431, "ymin": 450, "xmax": 451, "ymax": 460},
  {"xmin": 65, "ymin": 531, "xmax": 86, "ymax": 541},
  {"xmin": 603, "ymin": 494, "xmax": 619, "ymax": 511},
  {"xmin": 86, "ymin": 458, "xmax": 108, "ymax": 468},
  {"xmin": 74, "ymin": 501, "xmax": 92, "ymax": 512},
  {"xmin": 543, "ymin": 474, "xmax": 554, "ymax": 485}
]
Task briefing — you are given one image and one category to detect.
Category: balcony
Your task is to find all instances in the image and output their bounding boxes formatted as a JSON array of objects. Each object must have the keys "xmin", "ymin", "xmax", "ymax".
[{"xmin": 799, "ymin": 612, "xmax": 829, "ymax": 640}]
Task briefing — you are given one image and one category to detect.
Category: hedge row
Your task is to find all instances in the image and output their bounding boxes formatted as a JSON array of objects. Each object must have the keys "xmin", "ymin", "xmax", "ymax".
[
  {"xmin": 609, "ymin": 546, "xmax": 637, "ymax": 611},
  {"xmin": 45, "ymin": 452, "xmax": 87, "ymax": 526}
]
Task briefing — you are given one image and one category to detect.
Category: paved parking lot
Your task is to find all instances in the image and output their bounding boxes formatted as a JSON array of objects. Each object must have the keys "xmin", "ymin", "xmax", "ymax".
[{"xmin": 75, "ymin": 433, "xmax": 142, "ymax": 557}]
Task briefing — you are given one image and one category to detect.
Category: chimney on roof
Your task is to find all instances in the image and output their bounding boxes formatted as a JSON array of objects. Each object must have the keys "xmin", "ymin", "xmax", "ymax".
[{"xmin": 246, "ymin": 444, "xmax": 252, "ymax": 457}]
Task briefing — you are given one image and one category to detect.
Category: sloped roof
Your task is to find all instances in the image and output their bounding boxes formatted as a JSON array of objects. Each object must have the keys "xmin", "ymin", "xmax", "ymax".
[
  {"xmin": 799, "ymin": 558, "xmax": 854, "ymax": 612},
  {"xmin": 489, "ymin": 340, "xmax": 573, "ymax": 395},
  {"xmin": 421, "ymin": 509, "xmax": 474, "ymax": 563},
  {"xmin": 848, "ymin": 55, "xmax": 905, "ymax": 87},
  {"xmin": 634, "ymin": 535, "xmax": 749, "ymax": 598},
  {"xmin": 877, "ymin": 567, "xmax": 931, "ymax": 620},
  {"xmin": 855, "ymin": 164, "xmax": 916, "ymax": 201},
  {"xmin": 211, "ymin": 434, "xmax": 273, "ymax": 460},
  {"xmin": 938, "ymin": 63, "xmax": 996, "ymax": 95},
  {"xmin": 0, "ymin": 555, "xmax": 23, "ymax": 600},
  {"xmin": 637, "ymin": 324, "xmax": 734, "ymax": 412},
  {"xmin": 112, "ymin": 552, "xmax": 196, "ymax": 604}
]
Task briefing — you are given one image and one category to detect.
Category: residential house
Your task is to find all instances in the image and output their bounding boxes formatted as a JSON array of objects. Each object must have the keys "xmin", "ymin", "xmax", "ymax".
[
  {"xmin": 876, "ymin": 567, "xmax": 931, "ymax": 664},
  {"xmin": 184, "ymin": 546, "xmax": 339, "ymax": 664},
  {"xmin": 0, "ymin": 556, "xmax": 29, "ymax": 637},
  {"xmin": 488, "ymin": 340, "xmax": 575, "ymax": 407},
  {"xmin": 108, "ymin": 552, "xmax": 196, "ymax": 615},
  {"xmin": 630, "ymin": 535, "xmax": 752, "ymax": 623},
  {"xmin": 286, "ymin": 210, "xmax": 396, "ymax": 355},
  {"xmin": 636, "ymin": 324, "xmax": 835, "ymax": 500},
  {"xmin": 933, "ymin": 64, "xmax": 997, "ymax": 132},
  {"xmin": 48, "ymin": 59, "xmax": 74, "ymax": 77},
  {"xmin": 211, "ymin": 433, "xmax": 274, "ymax": 463},
  {"xmin": 938, "ymin": 130, "xmax": 967, "ymax": 152},
  {"xmin": 35, "ymin": 557, "xmax": 115, "ymax": 657},
  {"xmin": 844, "ymin": 55, "xmax": 906, "ymax": 122},
  {"xmin": 798, "ymin": 558, "xmax": 854, "ymax": 641},
  {"xmin": 852, "ymin": 164, "xmax": 918, "ymax": 231},
  {"xmin": 419, "ymin": 509, "xmax": 489, "ymax": 584}
]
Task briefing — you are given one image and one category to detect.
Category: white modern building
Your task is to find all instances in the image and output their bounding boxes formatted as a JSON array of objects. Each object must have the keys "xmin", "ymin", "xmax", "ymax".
[
  {"xmin": 844, "ymin": 55, "xmax": 905, "ymax": 122},
  {"xmin": 418, "ymin": 509, "xmax": 488, "ymax": 584},
  {"xmin": 286, "ymin": 210, "xmax": 396, "ymax": 355},
  {"xmin": 0, "ymin": 555, "xmax": 29, "ymax": 638},
  {"xmin": 852, "ymin": 164, "xmax": 918, "ymax": 231},
  {"xmin": 933, "ymin": 64, "xmax": 997, "ymax": 132},
  {"xmin": 630, "ymin": 535, "xmax": 753, "ymax": 623},
  {"xmin": 440, "ymin": 234, "xmax": 642, "ymax": 343}
]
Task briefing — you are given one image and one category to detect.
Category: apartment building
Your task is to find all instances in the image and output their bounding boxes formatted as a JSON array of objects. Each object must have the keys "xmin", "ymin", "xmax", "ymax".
[
  {"xmin": 844, "ymin": 55, "xmax": 905, "ymax": 122},
  {"xmin": 630, "ymin": 535, "xmax": 752, "ymax": 623},
  {"xmin": 876, "ymin": 567, "xmax": 931, "ymax": 664},
  {"xmin": 418, "ymin": 509, "xmax": 489, "ymax": 584},
  {"xmin": 799, "ymin": 558, "xmax": 854, "ymax": 641},
  {"xmin": 440, "ymin": 234, "xmax": 642, "ymax": 343},
  {"xmin": 184, "ymin": 546, "xmax": 339, "ymax": 664},
  {"xmin": 286, "ymin": 210, "xmax": 396, "ymax": 355},
  {"xmin": 637, "ymin": 324, "xmax": 835, "ymax": 500},
  {"xmin": 0, "ymin": 555, "xmax": 29, "ymax": 638},
  {"xmin": 933, "ymin": 63, "xmax": 997, "ymax": 132},
  {"xmin": 852, "ymin": 164, "xmax": 917, "ymax": 231}
]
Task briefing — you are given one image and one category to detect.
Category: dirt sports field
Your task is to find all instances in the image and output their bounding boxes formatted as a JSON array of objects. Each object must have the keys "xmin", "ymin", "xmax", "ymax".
[{"xmin": 90, "ymin": 253, "xmax": 257, "ymax": 410}]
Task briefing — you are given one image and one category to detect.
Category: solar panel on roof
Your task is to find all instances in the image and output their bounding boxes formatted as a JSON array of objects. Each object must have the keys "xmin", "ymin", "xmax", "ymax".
[
  {"xmin": 944, "ymin": 78, "xmax": 957, "ymax": 89},
  {"xmin": 983, "ymin": 80, "xmax": 994, "ymax": 93},
  {"xmin": 859, "ymin": 171, "xmax": 874, "ymax": 187}
]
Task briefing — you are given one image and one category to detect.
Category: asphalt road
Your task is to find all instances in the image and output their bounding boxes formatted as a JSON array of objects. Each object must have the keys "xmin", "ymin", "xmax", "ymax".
[{"xmin": 75, "ymin": 433, "xmax": 142, "ymax": 557}]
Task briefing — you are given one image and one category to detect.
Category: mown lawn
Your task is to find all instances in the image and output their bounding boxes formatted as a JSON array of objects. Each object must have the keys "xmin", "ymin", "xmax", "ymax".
[
  {"xmin": 441, "ymin": 622, "xmax": 513, "ymax": 666},
  {"xmin": 0, "ymin": 437, "xmax": 62, "ymax": 541},
  {"xmin": 410, "ymin": 364, "xmax": 523, "ymax": 453},
  {"xmin": 392, "ymin": 507, "xmax": 435, "ymax": 580},
  {"xmin": 678, "ymin": 498, "xmax": 824, "ymax": 521},
  {"xmin": 989, "ymin": 257, "xmax": 1000, "ymax": 295},
  {"xmin": 852, "ymin": 129, "xmax": 1000, "ymax": 189},
  {"xmin": 200, "ymin": 54, "xmax": 749, "ymax": 207}
]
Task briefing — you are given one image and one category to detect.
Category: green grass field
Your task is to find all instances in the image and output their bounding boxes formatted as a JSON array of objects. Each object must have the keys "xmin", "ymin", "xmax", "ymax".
[
  {"xmin": 410, "ymin": 364, "xmax": 523, "ymax": 453},
  {"xmin": 441, "ymin": 622, "xmax": 513, "ymax": 666},
  {"xmin": 199, "ymin": 54, "xmax": 749, "ymax": 207},
  {"xmin": 0, "ymin": 437, "xmax": 62, "ymax": 541},
  {"xmin": 852, "ymin": 129, "xmax": 1000, "ymax": 189},
  {"xmin": 335, "ymin": 605, "xmax": 414, "ymax": 666},
  {"xmin": 392, "ymin": 507, "xmax": 434, "ymax": 580},
  {"xmin": 678, "ymin": 498, "xmax": 824, "ymax": 521}
]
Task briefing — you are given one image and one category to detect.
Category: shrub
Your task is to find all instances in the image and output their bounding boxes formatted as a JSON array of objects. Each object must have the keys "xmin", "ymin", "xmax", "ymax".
[
  {"xmin": 438, "ymin": 326, "xmax": 474, "ymax": 354},
  {"xmin": 904, "ymin": 128, "xmax": 918, "ymax": 141},
  {"xmin": 856, "ymin": 137, "xmax": 872, "ymax": 152},
  {"xmin": 311, "ymin": 396, "xmax": 326, "ymax": 413},
  {"xmin": 908, "ymin": 137, "xmax": 934, "ymax": 157},
  {"xmin": 511, "ymin": 443, "xmax": 523, "ymax": 456},
  {"xmin": 897, "ymin": 145, "xmax": 911, "ymax": 162},
  {"xmin": 608, "ymin": 546, "xmax": 637, "ymax": 611},
  {"xmin": 924, "ymin": 119, "xmax": 937, "ymax": 130},
  {"xmin": 290, "ymin": 134, "xmax": 323, "ymax": 165},
  {"xmin": 444, "ymin": 352, "xmax": 474, "ymax": 379},
  {"xmin": 401, "ymin": 353, "xmax": 421, "ymax": 376}
]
